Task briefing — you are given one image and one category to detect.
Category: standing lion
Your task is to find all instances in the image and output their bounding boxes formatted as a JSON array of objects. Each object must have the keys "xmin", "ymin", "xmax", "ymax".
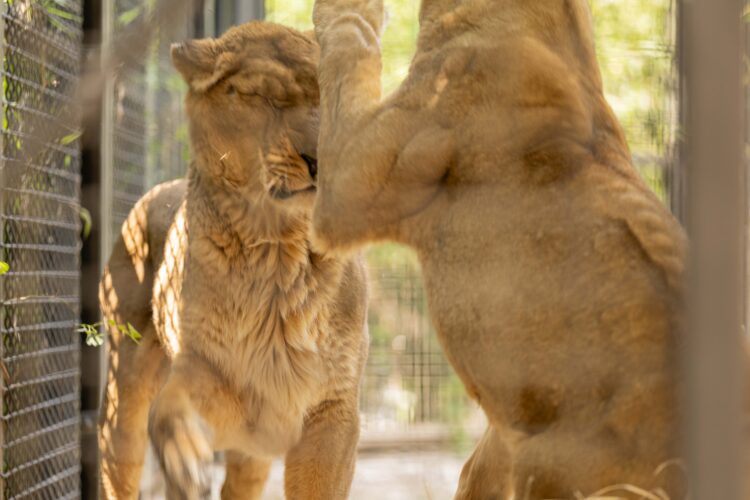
[
  {"xmin": 98, "ymin": 21, "xmax": 368, "ymax": 500},
  {"xmin": 311, "ymin": 0, "xmax": 686, "ymax": 498}
]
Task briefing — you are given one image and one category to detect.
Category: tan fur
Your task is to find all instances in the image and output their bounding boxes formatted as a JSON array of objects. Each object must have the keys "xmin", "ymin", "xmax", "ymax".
[
  {"xmin": 311, "ymin": 0, "xmax": 687, "ymax": 497},
  {"xmin": 98, "ymin": 21, "xmax": 368, "ymax": 500}
]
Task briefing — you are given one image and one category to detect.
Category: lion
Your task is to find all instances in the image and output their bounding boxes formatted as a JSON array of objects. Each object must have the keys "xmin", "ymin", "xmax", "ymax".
[
  {"xmin": 98, "ymin": 21, "xmax": 368, "ymax": 500},
  {"xmin": 311, "ymin": 0, "xmax": 687, "ymax": 498}
]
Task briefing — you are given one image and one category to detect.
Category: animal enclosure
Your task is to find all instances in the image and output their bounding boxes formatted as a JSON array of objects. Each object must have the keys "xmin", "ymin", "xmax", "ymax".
[{"xmin": 0, "ymin": 0, "xmax": 746, "ymax": 498}]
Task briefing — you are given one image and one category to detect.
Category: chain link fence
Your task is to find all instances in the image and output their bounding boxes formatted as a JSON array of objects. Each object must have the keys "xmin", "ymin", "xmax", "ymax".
[{"xmin": 0, "ymin": 0, "xmax": 83, "ymax": 498}]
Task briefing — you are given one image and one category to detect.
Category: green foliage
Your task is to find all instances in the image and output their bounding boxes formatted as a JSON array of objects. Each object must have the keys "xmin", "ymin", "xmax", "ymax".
[
  {"xmin": 77, "ymin": 320, "xmax": 142, "ymax": 347},
  {"xmin": 38, "ymin": 0, "xmax": 83, "ymax": 33},
  {"xmin": 59, "ymin": 131, "xmax": 82, "ymax": 146},
  {"xmin": 265, "ymin": 0, "xmax": 419, "ymax": 94},
  {"xmin": 365, "ymin": 243, "xmax": 419, "ymax": 273},
  {"xmin": 265, "ymin": 0, "xmax": 315, "ymax": 29},
  {"xmin": 117, "ymin": 5, "xmax": 143, "ymax": 27},
  {"xmin": 591, "ymin": 0, "xmax": 675, "ymax": 166},
  {"xmin": 79, "ymin": 207, "xmax": 92, "ymax": 240},
  {"xmin": 77, "ymin": 323, "xmax": 104, "ymax": 347}
]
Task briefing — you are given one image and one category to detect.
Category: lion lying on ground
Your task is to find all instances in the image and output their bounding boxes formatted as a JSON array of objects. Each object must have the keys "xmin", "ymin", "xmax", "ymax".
[
  {"xmin": 311, "ymin": 0, "xmax": 686, "ymax": 497},
  {"xmin": 98, "ymin": 21, "xmax": 368, "ymax": 500}
]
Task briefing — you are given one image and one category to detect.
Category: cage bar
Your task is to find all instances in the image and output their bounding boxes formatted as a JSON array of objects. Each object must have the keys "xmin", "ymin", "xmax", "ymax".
[{"xmin": 680, "ymin": 0, "xmax": 747, "ymax": 497}]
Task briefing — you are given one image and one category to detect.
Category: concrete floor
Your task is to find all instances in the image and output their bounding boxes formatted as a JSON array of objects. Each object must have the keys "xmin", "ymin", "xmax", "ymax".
[{"xmin": 142, "ymin": 450, "xmax": 466, "ymax": 499}]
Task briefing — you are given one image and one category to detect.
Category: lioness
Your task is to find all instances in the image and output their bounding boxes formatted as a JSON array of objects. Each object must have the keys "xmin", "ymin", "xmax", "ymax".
[
  {"xmin": 311, "ymin": 0, "xmax": 686, "ymax": 498},
  {"xmin": 98, "ymin": 22, "xmax": 368, "ymax": 500}
]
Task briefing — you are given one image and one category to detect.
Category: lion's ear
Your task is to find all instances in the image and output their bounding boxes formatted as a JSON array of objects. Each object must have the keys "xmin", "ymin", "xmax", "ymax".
[{"xmin": 171, "ymin": 39, "xmax": 232, "ymax": 92}]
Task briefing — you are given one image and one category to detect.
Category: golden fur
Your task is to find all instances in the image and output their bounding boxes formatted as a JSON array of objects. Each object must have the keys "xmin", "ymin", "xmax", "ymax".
[
  {"xmin": 311, "ymin": 0, "xmax": 686, "ymax": 497},
  {"xmin": 98, "ymin": 21, "xmax": 368, "ymax": 500}
]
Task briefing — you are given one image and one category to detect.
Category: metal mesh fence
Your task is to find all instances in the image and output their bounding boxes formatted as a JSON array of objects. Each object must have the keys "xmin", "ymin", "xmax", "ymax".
[
  {"xmin": 101, "ymin": 3, "xmax": 193, "ymax": 495},
  {"xmin": 0, "ymin": 0, "xmax": 83, "ymax": 498},
  {"xmin": 360, "ymin": 259, "xmax": 480, "ymax": 448},
  {"xmin": 105, "ymin": 0, "xmax": 190, "ymax": 252},
  {"xmin": 110, "ymin": 0, "xmax": 149, "ymax": 242}
]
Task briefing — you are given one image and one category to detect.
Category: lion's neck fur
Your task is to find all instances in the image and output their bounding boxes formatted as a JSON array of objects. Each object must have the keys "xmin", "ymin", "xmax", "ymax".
[{"xmin": 187, "ymin": 164, "xmax": 311, "ymax": 252}]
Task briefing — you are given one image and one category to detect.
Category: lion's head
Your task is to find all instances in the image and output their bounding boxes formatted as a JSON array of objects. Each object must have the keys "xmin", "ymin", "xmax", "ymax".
[{"xmin": 171, "ymin": 21, "xmax": 320, "ymax": 212}]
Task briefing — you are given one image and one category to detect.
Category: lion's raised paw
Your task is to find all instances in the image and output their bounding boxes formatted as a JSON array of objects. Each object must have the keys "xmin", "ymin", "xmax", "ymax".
[{"xmin": 150, "ymin": 411, "xmax": 214, "ymax": 500}]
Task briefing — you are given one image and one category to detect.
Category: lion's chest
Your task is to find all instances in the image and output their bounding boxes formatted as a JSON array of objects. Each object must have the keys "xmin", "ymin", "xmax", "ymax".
[
  {"xmin": 155, "ymin": 237, "xmax": 341, "ymax": 455},
  {"xmin": 207, "ymin": 266, "xmax": 331, "ymax": 455}
]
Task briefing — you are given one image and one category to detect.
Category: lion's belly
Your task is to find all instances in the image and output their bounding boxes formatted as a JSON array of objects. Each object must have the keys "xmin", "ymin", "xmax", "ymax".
[{"xmin": 418, "ymin": 195, "xmax": 678, "ymax": 430}]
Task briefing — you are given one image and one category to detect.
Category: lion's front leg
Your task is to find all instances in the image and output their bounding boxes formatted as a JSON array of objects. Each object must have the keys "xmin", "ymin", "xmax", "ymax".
[
  {"xmin": 99, "ymin": 323, "xmax": 168, "ymax": 500},
  {"xmin": 221, "ymin": 451, "xmax": 271, "ymax": 500},
  {"xmin": 313, "ymin": 0, "xmax": 384, "ymax": 146},
  {"xmin": 283, "ymin": 399, "xmax": 360, "ymax": 500},
  {"xmin": 311, "ymin": 0, "xmax": 454, "ymax": 252},
  {"xmin": 149, "ymin": 355, "xmax": 242, "ymax": 500}
]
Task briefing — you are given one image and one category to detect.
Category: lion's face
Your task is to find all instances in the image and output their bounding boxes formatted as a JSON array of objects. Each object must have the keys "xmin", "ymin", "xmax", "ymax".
[{"xmin": 171, "ymin": 21, "xmax": 320, "ymax": 212}]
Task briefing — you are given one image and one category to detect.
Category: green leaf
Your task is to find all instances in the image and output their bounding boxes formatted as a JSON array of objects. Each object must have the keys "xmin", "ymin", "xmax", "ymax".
[
  {"xmin": 79, "ymin": 207, "xmax": 92, "ymax": 240},
  {"xmin": 44, "ymin": 5, "xmax": 82, "ymax": 22},
  {"xmin": 117, "ymin": 6, "xmax": 142, "ymax": 26},
  {"xmin": 126, "ymin": 323, "xmax": 142, "ymax": 343},
  {"xmin": 0, "ymin": 262, "xmax": 8, "ymax": 275},
  {"xmin": 60, "ymin": 131, "xmax": 82, "ymax": 145}
]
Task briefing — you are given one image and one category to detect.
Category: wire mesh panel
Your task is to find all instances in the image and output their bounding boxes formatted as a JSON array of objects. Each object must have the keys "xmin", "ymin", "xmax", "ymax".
[
  {"xmin": 109, "ymin": 0, "xmax": 149, "ymax": 242},
  {"xmin": 144, "ymin": 22, "xmax": 190, "ymax": 188},
  {"xmin": 101, "ymin": 2, "xmax": 194, "ymax": 496},
  {"xmin": 104, "ymin": 0, "xmax": 190, "ymax": 255},
  {"xmin": 0, "ymin": 0, "xmax": 83, "ymax": 498},
  {"xmin": 591, "ymin": 0, "xmax": 678, "ymax": 199},
  {"xmin": 360, "ymin": 255, "xmax": 480, "ymax": 448}
]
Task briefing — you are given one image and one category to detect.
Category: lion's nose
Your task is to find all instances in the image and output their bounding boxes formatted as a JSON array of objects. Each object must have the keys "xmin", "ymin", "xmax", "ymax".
[{"xmin": 301, "ymin": 154, "xmax": 318, "ymax": 180}]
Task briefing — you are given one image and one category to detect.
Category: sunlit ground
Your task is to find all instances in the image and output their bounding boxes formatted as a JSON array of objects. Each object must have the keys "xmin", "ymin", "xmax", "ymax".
[{"xmin": 140, "ymin": 449, "xmax": 466, "ymax": 499}]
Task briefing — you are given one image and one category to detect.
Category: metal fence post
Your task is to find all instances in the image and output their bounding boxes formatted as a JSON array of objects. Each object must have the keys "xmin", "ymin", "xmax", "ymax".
[
  {"xmin": 680, "ymin": 0, "xmax": 747, "ymax": 498},
  {"xmin": 0, "ymin": 4, "xmax": 6, "ymax": 496}
]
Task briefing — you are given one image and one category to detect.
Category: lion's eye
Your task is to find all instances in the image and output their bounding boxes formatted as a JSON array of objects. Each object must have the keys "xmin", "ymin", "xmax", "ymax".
[{"xmin": 226, "ymin": 84, "xmax": 236, "ymax": 96}]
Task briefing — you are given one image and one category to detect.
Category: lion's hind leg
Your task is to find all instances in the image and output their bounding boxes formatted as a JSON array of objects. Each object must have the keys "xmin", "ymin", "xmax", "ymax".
[
  {"xmin": 509, "ymin": 379, "xmax": 682, "ymax": 500},
  {"xmin": 454, "ymin": 425, "xmax": 512, "ymax": 500},
  {"xmin": 99, "ymin": 320, "xmax": 169, "ymax": 499},
  {"xmin": 99, "ymin": 229, "xmax": 170, "ymax": 499}
]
